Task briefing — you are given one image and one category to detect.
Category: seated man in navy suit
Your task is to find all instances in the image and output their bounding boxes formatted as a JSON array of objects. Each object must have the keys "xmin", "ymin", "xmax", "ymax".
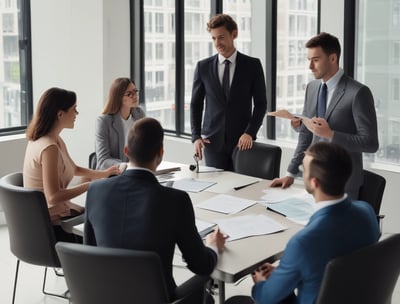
[
  {"xmin": 84, "ymin": 117, "xmax": 225, "ymax": 303},
  {"xmin": 225, "ymin": 142, "xmax": 380, "ymax": 304}
]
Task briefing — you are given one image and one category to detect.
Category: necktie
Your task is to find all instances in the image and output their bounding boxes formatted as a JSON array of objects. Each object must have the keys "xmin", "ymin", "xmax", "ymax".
[
  {"xmin": 317, "ymin": 83, "xmax": 327, "ymax": 118},
  {"xmin": 222, "ymin": 59, "xmax": 231, "ymax": 99}
]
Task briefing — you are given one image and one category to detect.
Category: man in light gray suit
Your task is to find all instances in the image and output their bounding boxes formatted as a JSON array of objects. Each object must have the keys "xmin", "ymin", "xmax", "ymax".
[{"xmin": 271, "ymin": 32, "xmax": 379, "ymax": 199}]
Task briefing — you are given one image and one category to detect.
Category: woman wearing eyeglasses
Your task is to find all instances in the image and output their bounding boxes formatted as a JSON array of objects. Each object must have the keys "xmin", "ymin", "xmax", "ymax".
[{"xmin": 95, "ymin": 77, "xmax": 145, "ymax": 170}]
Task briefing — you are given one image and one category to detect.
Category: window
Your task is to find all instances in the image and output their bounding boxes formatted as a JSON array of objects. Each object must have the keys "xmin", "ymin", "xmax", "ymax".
[
  {"xmin": 144, "ymin": 0, "xmax": 176, "ymax": 131},
  {"xmin": 356, "ymin": 0, "xmax": 400, "ymax": 166},
  {"xmin": 0, "ymin": 0, "xmax": 32, "ymax": 135},
  {"xmin": 275, "ymin": 0, "xmax": 318, "ymax": 142}
]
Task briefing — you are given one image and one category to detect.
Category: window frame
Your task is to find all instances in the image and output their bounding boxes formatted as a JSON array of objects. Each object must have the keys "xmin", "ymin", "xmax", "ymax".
[{"xmin": 0, "ymin": 0, "xmax": 33, "ymax": 136}]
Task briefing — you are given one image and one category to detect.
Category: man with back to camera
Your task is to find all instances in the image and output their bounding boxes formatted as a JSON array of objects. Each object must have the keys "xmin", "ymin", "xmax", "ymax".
[
  {"xmin": 190, "ymin": 14, "xmax": 267, "ymax": 171},
  {"xmin": 84, "ymin": 117, "xmax": 226, "ymax": 303},
  {"xmin": 225, "ymin": 142, "xmax": 380, "ymax": 304},
  {"xmin": 270, "ymin": 32, "xmax": 378, "ymax": 199}
]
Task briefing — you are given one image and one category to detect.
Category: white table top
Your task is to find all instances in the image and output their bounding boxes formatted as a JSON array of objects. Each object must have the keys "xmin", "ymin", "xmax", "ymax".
[{"xmin": 72, "ymin": 162, "xmax": 305, "ymax": 284}]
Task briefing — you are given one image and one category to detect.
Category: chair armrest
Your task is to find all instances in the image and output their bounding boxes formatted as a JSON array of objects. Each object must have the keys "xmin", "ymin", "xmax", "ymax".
[
  {"xmin": 60, "ymin": 214, "xmax": 84, "ymax": 234},
  {"xmin": 174, "ymin": 274, "xmax": 210, "ymax": 302}
]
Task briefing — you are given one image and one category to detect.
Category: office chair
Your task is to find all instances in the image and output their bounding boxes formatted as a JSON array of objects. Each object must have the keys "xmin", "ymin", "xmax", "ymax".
[
  {"xmin": 316, "ymin": 233, "xmax": 400, "ymax": 304},
  {"xmin": 232, "ymin": 142, "xmax": 282, "ymax": 180},
  {"xmin": 88, "ymin": 152, "xmax": 97, "ymax": 169},
  {"xmin": 55, "ymin": 242, "xmax": 211, "ymax": 304},
  {"xmin": 358, "ymin": 169, "xmax": 386, "ymax": 230},
  {"xmin": 0, "ymin": 172, "xmax": 68, "ymax": 303}
]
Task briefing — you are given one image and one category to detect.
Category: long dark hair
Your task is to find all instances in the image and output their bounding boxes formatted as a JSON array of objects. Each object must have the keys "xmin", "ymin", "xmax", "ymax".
[
  {"xmin": 26, "ymin": 87, "xmax": 76, "ymax": 140},
  {"xmin": 102, "ymin": 77, "xmax": 135, "ymax": 115}
]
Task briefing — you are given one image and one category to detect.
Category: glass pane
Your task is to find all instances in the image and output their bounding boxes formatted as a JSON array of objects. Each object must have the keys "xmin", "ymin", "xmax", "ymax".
[
  {"xmin": 275, "ymin": 0, "xmax": 318, "ymax": 142},
  {"xmin": 144, "ymin": 0, "xmax": 176, "ymax": 131},
  {"xmin": 356, "ymin": 0, "xmax": 400, "ymax": 165},
  {"xmin": 0, "ymin": 0, "xmax": 22, "ymax": 129},
  {"xmin": 184, "ymin": 1, "xmax": 213, "ymax": 134},
  {"xmin": 224, "ymin": 0, "xmax": 267, "ymax": 137}
]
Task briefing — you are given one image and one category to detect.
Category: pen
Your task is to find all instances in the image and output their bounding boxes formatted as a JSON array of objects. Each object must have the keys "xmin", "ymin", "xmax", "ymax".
[{"xmin": 234, "ymin": 180, "xmax": 260, "ymax": 191}]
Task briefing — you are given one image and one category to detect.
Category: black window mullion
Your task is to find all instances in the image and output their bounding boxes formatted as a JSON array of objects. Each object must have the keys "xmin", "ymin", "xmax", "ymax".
[
  {"xmin": 265, "ymin": 0, "xmax": 277, "ymax": 140},
  {"xmin": 130, "ymin": 0, "xmax": 145, "ymax": 112},
  {"xmin": 175, "ymin": 0, "xmax": 185, "ymax": 136}
]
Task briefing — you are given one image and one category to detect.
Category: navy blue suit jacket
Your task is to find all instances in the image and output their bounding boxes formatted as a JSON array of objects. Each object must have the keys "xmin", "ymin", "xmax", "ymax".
[
  {"xmin": 252, "ymin": 198, "xmax": 380, "ymax": 304},
  {"xmin": 190, "ymin": 52, "xmax": 267, "ymax": 152},
  {"xmin": 84, "ymin": 169, "xmax": 217, "ymax": 299}
]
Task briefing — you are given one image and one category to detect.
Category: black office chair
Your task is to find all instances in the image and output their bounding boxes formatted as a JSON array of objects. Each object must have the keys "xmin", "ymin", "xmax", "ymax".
[
  {"xmin": 316, "ymin": 233, "xmax": 400, "ymax": 304},
  {"xmin": 88, "ymin": 152, "xmax": 97, "ymax": 170},
  {"xmin": 55, "ymin": 242, "xmax": 211, "ymax": 304},
  {"xmin": 0, "ymin": 172, "xmax": 68, "ymax": 303},
  {"xmin": 358, "ymin": 169, "xmax": 386, "ymax": 229},
  {"xmin": 232, "ymin": 142, "xmax": 282, "ymax": 180}
]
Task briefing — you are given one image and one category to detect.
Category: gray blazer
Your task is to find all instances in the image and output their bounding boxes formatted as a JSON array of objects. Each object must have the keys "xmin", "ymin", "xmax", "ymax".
[
  {"xmin": 288, "ymin": 74, "xmax": 379, "ymax": 198},
  {"xmin": 95, "ymin": 107, "xmax": 145, "ymax": 170}
]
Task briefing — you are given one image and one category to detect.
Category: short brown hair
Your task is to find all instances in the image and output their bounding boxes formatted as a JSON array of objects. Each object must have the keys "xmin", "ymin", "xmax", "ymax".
[
  {"xmin": 207, "ymin": 14, "xmax": 238, "ymax": 33},
  {"xmin": 126, "ymin": 117, "xmax": 164, "ymax": 164},
  {"xmin": 305, "ymin": 142, "xmax": 352, "ymax": 196},
  {"xmin": 305, "ymin": 32, "xmax": 341, "ymax": 63}
]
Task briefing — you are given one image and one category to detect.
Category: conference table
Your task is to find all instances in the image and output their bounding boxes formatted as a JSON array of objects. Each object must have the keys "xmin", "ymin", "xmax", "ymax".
[{"xmin": 73, "ymin": 162, "xmax": 305, "ymax": 303}]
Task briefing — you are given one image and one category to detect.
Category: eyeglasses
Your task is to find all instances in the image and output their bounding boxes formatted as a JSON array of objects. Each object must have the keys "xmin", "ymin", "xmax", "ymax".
[{"xmin": 123, "ymin": 89, "xmax": 139, "ymax": 98}]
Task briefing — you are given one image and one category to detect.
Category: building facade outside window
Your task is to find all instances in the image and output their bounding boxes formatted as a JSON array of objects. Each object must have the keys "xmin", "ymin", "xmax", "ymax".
[
  {"xmin": 0, "ymin": 0, "xmax": 32, "ymax": 135},
  {"xmin": 356, "ymin": 0, "xmax": 400, "ymax": 167}
]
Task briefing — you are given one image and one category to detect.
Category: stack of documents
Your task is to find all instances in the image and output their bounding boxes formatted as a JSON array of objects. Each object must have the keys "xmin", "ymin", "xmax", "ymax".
[{"xmin": 168, "ymin": 178, "xmax": 217, "ymax": 193}]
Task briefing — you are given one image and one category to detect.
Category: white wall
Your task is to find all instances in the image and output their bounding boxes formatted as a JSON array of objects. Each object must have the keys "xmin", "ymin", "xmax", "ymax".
[{"xmin": 1, "ymin": 0, "xmax": 400, "ymax": 234}]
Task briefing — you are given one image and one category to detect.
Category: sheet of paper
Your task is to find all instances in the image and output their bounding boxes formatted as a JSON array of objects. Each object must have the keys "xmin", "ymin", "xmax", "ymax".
[
  {"xmin": 215, "ymin": 214, "xmax": 287, "ymax": 241},
  {"xmin": 196, "ymin": 194, "xmax": 256, "ymax": 214},
  {"xmin": 266, "ymin": 193, "xmax": 315, "ymax": 225},
  {"xmin": 267, "ymin": 109, "xmax": 307, "ymax": 119},
  {"xmin": 169, "ymin": 178, "xmax": 216, "ymax": 193},
  {"xmin": 261, "ymin": 187, "xmax": 307, "ymax": 203}
]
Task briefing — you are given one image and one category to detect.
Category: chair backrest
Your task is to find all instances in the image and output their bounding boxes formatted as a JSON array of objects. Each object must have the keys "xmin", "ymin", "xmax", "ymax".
[
  {"xmin": 0, "ymin": 172, "xmax": 60, "ymax": 267},
  {"xmin": 88, "ymin": 152, "xmax": 97, "ymax": 170},
  {"xmin": 232, "ymin": 142, "xmax": 282, "ymax": 180},
  {"xmin": 55, "ymin": 242, "xmax": 171, "ymax": 304},
  {"xmin": 316, "ymin": 234, "xmax": 400, "ymax": 304},
  {"xmin": 358, "ymin": 169, "xmax": 386, "ymax": 215}
]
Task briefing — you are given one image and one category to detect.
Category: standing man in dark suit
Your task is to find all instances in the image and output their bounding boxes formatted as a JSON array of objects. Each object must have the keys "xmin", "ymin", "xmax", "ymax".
[
  {"xmin": 271, "ymin": 32, "xmax": 379, "ymax": 199},
  {"xmin": 85, "ymin": 117, "xmax": 226, "ymax": 303},
  {"xmin": 190, "ymin": 14, "xmax": 267, "ymax": 171}
]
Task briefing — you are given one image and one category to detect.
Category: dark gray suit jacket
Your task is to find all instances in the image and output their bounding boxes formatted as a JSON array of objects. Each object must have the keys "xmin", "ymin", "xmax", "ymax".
[
  {"xmin": 84, "ymin": 169, "xmax": 217, "ymax": 299},
  {"xmin": 288, "ymin": 74, "xmax": 379, "ymax": 197},
  {"xmin": 95, "ymin": 107, "xmax": 145, "ymax": 170},
  {"xmin": 190, "ymin": 52, "xmax": 267, "ymax": 152}
]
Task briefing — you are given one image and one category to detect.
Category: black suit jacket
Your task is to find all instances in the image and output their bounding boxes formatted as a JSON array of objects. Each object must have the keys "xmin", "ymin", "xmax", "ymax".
[
  {"xmin": 190, "ymin": 52, "xmax": 267, "ymax": 152},
  {"xmin": 84, "ymin": 169, "xmax": 217, "ymax": 299}
]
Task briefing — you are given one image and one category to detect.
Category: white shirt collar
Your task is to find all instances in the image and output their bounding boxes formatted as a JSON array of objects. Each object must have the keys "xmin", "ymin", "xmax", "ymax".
[
  {"xmin": 126, "ymin": 164, "xmax": 154, "ymax": 175},
  {"xmin": 314, "ymin": 193, "xmax": 347, "ymax": 212},
  {"xmin": 323, "ymin": 68, "xmax": 344, "ymax": 91},
  {"xmin": 218, "ymin": 50, "xmax": 237, "ymax": 65}
]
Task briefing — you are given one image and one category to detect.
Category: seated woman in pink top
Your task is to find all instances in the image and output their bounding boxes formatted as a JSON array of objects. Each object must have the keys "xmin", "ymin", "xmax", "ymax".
[{"xmin": 23, "ymin": 87, "xmax": 120, "ymax": 242}]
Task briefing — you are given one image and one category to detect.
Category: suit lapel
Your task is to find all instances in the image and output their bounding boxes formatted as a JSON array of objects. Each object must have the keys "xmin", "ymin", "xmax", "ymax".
[{"xmin": 325, "ymin": 75, "xmax": 346, "ymax": 120}]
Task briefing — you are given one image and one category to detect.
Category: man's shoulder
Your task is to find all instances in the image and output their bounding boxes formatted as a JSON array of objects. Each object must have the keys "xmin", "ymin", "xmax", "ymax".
[
  {"xmin": 236, "ymin": 52, "xmax": 262, "ymax": 64},
  {"xmin": 197, "ymin": 54, "xmax": 217, "ymax": 66}
]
